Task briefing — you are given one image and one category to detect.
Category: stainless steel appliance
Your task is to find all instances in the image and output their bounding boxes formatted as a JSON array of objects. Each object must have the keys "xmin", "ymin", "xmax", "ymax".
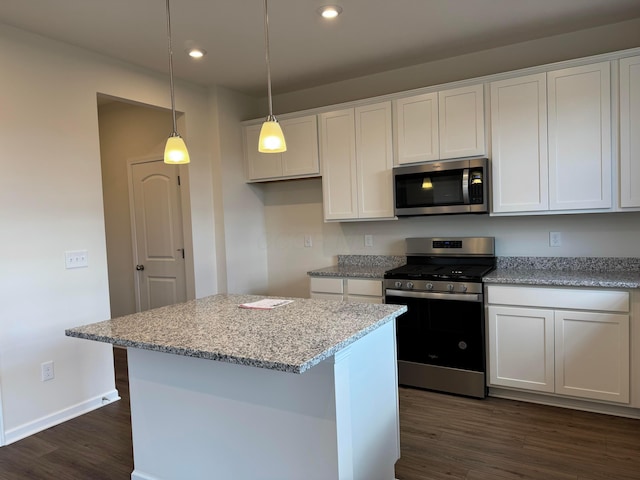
[
  {"xmin": 384, "ymin": 237, "xmax": 495, "ymax": 398},
  {"xmin": 393, "ymin": 157, "xmax": 488, "ymax": 216}
]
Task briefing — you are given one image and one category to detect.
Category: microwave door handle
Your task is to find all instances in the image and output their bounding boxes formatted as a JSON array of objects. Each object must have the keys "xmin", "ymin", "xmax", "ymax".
[{"xmin": 462, "ymin": 168, "xmax": 470, "ymax": 203}]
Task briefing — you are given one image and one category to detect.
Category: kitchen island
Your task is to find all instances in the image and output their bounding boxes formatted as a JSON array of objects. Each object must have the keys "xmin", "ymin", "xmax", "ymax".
[{"xmin": 66, "ymin": 294, "xmax": 406, "ymax": 480}]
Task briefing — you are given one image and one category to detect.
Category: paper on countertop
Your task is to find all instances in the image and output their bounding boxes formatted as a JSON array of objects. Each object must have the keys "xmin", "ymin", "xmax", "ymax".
[{"xmin": 238, "ymin": 299, "xmax": 294, "ymax": 310}]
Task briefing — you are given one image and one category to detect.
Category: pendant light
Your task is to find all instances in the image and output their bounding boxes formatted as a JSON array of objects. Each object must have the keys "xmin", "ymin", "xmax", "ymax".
[
  {"xmin": 164, "ymin": 0, "xmax": 190, "ymax": 164},
  {"xmin": 258, "ymin": 0, "xmax": 287, "ymax": 153}
]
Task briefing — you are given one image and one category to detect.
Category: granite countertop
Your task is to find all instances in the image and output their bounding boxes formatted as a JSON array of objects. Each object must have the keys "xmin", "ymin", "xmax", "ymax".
[
  {"xmin": 308, "ymin": 254, "xmax": 406, "ymax": 279},
  {"xmin": 308, "ymin": 264, "xmax": 391, "ymax": 279},
  {"xmin": 65, "ymin": 294, "xmax": 406, "ymax": 374},
  {"xmin": 484, "ymin": 257, "xmax": 640, "ymax": 289}
]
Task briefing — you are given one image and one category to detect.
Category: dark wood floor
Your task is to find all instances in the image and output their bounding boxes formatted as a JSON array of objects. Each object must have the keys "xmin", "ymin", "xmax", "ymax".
[{"xmin": 1, "ymin": 348, "xmax": 639, "ymax": 479}]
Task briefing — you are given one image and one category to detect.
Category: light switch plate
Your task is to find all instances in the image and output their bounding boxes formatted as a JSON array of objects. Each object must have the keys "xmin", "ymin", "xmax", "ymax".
[{"xmin": 65, "ymin": 250, "xmax": 88, "ymax": 268}]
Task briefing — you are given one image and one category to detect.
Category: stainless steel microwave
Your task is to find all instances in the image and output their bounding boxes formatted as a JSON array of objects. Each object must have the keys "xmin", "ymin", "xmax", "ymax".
[{"xmin": 393, "ymin": 157, "xmax": 488, "ymax": 216}]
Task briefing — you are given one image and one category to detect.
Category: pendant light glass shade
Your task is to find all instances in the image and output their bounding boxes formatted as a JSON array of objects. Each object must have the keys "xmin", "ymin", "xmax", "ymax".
[
  {"xmin": 259, "ymin": 0, "xmax": 286, "ymax": 153},
  {"xmin": 164, "ymin": 0, "xmax": 190, "ymax": 164},
  {"xmin": 258, "ymin": 115, "xmax": 287, "ymax": 153},
  {"xmin": 164, "ymin": 133, "xmax": 191, "ymax": 164}
]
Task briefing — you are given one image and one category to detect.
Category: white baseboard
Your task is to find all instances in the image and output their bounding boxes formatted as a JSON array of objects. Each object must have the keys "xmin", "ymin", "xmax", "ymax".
[
  {"xmin": 3, "ymin": 389, "xmax": 120, "ymax": 446},
  {"xmin": 489, "ymin": 387, "xmax": 640, "ymax": 419},
  {"xmin": 131, "ymin": 470, "xmax": 159, "ymax": 480}
]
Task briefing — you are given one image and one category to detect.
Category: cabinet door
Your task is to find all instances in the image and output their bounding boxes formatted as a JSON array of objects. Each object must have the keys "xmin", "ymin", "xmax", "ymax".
[
  {"xmin": 487, "ymin": 306, "xmax": 555, "ymax": 392},
  {"xmin": 320, "ymin": 109, "xmax": 358, "ymax": 220},
  {"xmin": 355, "ymin": 102, "xmax": 394, "ymax": 219},
  {"xmin": 438, "ymin": 84, "xmax": 485, "ymax": 159},
  {"xmin": 244, "ymin": 124, "xmax": 283, "ymax": 181},
  {"xmin": 280, "ymin": 115, "xmax": 320, "ymax": 178},
  {"xmin": 548, "ymin": 62, "xmax": 611, "ymax": 210},
  {"xmin": 620, "ymin": 55, "xmax": 640, "ymax": 208},
  {"xmin": 490, "ymin": 73, "xmax": 548, "ymax": 213},
  {"xmin": 393, "ymin": 93, "xmax": 439, "ymax": 165},
  {"xmin": 554, "ymin": 310, "xmax": 629, "ymax": 403},
  {"xmin": 310, "ymin": 277, "xmax": 344, "ymax": 295}
]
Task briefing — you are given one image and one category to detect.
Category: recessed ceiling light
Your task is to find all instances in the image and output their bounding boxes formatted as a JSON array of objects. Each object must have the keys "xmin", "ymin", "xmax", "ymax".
[
  {"xmin": 317, "ymin": 5, "xmax": 342, "ymax": 19},
  {"xmin": 186, "ymin": 48, "xmax": 207, "ymax": 59}
]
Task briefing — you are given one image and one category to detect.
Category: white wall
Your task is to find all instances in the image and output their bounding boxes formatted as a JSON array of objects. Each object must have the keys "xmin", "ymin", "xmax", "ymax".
[
  {"xmin": 212, "ymin": 87, "xmax": 270, "ymax": 295},
  {"xmin": 263, "ymin": 179, "xmax": 640, "ymax": 298},
  {"xmin": 0, "ymin": 25, "xmax": 219, "ymax": 444},
  {"xmin": 272, "ymin": 17, "xmax": 640, "ymax": 113}
]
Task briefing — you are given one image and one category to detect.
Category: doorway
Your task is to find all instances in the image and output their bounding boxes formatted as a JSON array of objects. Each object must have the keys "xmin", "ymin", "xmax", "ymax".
[{"xmin": 98, "ymin": 96, "xmax": 194, "ymax": 318}]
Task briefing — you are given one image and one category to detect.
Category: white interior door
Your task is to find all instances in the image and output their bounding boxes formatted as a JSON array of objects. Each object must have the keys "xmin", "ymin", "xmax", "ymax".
[{"xmin": 130, "ymin": 160, "xmax": 187, "ymax": 311}]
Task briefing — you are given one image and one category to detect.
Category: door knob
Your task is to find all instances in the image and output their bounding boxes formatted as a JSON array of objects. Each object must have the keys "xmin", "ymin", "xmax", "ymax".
[{"xmin": 136, "ymin": 264, "xmax": 145, "ymax": 271}]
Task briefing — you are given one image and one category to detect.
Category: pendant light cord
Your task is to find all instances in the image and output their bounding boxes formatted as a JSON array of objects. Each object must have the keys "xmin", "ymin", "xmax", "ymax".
[
  {"xmin": 166, "ymin": 0, "xmax": 178, "ymax": 135},
  {"xmin": 263, "ymin": 0, "xmax": 274, "ymax": 119}
]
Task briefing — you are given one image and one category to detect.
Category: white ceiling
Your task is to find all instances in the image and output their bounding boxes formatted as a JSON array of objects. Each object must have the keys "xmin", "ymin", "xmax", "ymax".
[{"xmin": 2, "ymin": 0, "xmax": 640, "ymax": 97}]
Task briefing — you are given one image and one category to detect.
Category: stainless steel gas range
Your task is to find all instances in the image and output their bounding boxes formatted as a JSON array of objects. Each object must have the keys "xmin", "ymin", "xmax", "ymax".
[{"xmin": 384, "ymin": 237, "xmax": 495, "ymax": 398}]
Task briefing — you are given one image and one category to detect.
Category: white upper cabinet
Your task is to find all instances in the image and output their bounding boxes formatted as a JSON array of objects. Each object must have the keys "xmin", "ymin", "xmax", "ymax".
[
  {"xmin": 393, "ymin": 92, "xmax": 439, "ymax": 164},
  {"xmin": 490, "ymin": 61, "xmax": 612, "ymax": 215},
  {"xmin": 393, "ymin": 84, "xmax": 485, "ymax": 165},
  {"xmin": 548, "ymin": 62, "xmax": 611, "ymax": 210},
  {"xmin": 244, "ymin": 115, "xmax": 320, "ymax": 182},
  {"xmin": 355, "ymin": 102, "xmax": 395, "ymax": 219},
  {"xmin": 491, "ymin": 73, "xmax": 548, "ymax": 213},
  {"xmin": 438, "ymin": 84, "xmax": 486, "ymax": 160},
  {"xmin": 620, "ymin": 55, "xmax": 640, "ymax": 208},
  {"xmin": 319, "ymin": 108, "xmax": 358, "ymax": 220},
  {"xmin": 320, "ymin": 102, "xmax": 394, "ymax": 221}
]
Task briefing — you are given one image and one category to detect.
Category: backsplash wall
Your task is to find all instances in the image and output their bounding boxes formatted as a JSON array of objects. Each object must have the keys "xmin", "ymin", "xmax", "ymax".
[{"xmin": 263, "ymin": 178, "xmax": 640, "ymax": 298}]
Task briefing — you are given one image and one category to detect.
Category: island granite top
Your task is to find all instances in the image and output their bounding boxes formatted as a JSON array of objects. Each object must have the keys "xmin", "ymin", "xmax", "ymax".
[{"xmin": 65, "ymin": 293, "xmax": 406, "ymax": 374}]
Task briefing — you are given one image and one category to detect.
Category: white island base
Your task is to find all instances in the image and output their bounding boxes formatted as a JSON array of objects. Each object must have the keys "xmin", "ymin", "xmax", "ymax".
[{"xmin": 127, "ymin": 320, "xmax": 399, "ymax": 480}]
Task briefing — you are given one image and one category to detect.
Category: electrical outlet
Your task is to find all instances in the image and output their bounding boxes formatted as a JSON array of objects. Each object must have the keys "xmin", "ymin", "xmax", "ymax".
[
  {"xmin": 304, "ymin": 235, "xmax": 312, "ymax": 248},
  {"xmin": 549, "ymin": 232, "xmax": 562, "ymax": 247},
  {"xmin": 364, "ymin": 234, "xmax": 373, "ymax": 247},
  {"xmin": 41, "ymin": 361, "xmax": 55, "ymax": 382},
  {"xmin": 65, "ymin": 250, "xmax": 88, "ymax": 269}
]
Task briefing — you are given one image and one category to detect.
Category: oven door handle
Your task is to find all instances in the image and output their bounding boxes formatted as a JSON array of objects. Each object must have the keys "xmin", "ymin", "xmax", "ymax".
[{"xmin": 385, "ymin": 289, "xmax": 482, "ymax": 302}]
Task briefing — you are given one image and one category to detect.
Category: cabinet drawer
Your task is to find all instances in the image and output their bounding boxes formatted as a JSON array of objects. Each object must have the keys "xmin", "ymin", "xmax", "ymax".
[
  {"xmin": 346, "ymin": 279, "xmax": 382, "ymax": 297},
  {"xmin": 310, "ymin": 277, "xmax": 344, "ymax": 294},
  {"xmin": 487, "ymin": 285, "xmax": 629, "ymax": 312}
]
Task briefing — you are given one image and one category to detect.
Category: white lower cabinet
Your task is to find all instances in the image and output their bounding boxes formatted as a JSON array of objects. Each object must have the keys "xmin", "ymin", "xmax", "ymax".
[
  {"xmin": 488, "ymin": 306, "xmax": 555, "ymax": 392},
  {"xmin": 487, "ymin": 285, "xmax": 630, "ymax": 404},
  {"xmin": 310, "ymin": 277, "xmax": 383, "ymax": 304}
]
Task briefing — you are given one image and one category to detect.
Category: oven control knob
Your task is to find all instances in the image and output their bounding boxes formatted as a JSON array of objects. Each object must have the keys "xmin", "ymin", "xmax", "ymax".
[
  {"xmin": 460, "ymin": 284, "xmax": 468, "ymax": 292},
  {"xmin": 447, "ymin": 283, "xmax": 454, "ymax": 292},
  {"xmin": 394, "ymin": 281, "xmax": 403, "ymax": 289},
  {"xmin": 406, "ymin": 282, "xmax": 414, "ymax": 290},
  {"xmin": 426, "ymin": 283, "xmax": 433, "ymax": 290}
]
